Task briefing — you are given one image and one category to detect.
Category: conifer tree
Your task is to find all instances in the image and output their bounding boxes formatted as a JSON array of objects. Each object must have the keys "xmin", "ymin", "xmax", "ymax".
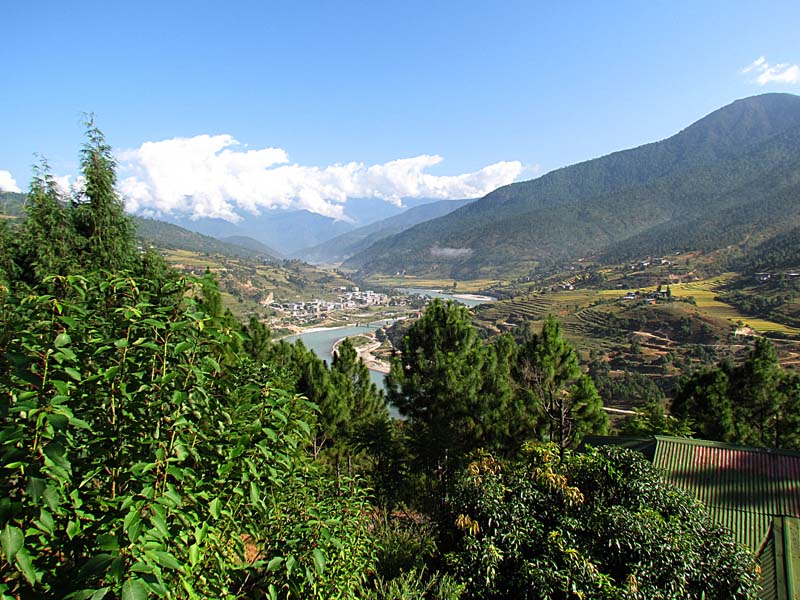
[
  {"xmin": 331, "ymin": 337, "xmax": 387, "ymax": 443},
  {"xmin": 19, "ymin": 161, "xmax": 77, "ymax": 283},
  {"xmin": 671, "ymin": 338, "xmax": 800, "ymax": 449},
  {"xmin": 387, "ymin": 299, "xmax": 513, "ymax": 468},
  {"xmin": 72, "ymin": 117, "xmax": 136, "ymax": 272},
  {"xmin": 515, "ymin": 316, "xmax": 608, "ymax": 451}
]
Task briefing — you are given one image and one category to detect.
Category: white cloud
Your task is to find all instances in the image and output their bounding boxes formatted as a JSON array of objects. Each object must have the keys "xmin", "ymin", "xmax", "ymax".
[
  {"xmin": 0, "ymin": 170, "xmax": 21, "ymax": 193},
  {"xmin": 53, "ymin": 175, "xmax": 86, "ymax": 197},
  {"xmin": 742, "ymin": 56, "xmax": 800, "ymax": 85},
  {"xmin": 117, "ymin": 134, "xmax": 523, "ymax": 222}
]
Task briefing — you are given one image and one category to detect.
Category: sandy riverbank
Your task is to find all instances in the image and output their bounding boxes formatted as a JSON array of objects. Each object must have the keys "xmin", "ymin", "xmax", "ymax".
[
  {"xmin": 453, "ymin": 293, "xmax": 495, "ymax": 302},
  {"xmin": 332, "ymin": 333, "xmax": 391, "ymax": 374}
]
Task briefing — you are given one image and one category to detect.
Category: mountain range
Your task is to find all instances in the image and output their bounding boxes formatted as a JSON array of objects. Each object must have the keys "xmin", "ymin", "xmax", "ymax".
[
  {"xmin": 344, "ymin": 93, "xmax": 800, "ymax": 278},
  {"xmin": 161, "ymin": 196, "xmax": 444, "ymax": 256},
  {"xmin": 294, "ymin": 197, "xmax": 475, "ymax": 264}
]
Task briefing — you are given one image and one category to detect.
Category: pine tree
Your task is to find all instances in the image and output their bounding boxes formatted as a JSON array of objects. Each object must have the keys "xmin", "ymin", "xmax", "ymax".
[
  {"xmin": 732, "ymin": 337, "xmax": 783, "ymax": 446},
  {"xmin": 331, "ymin": 337, "xmax": 387, "ymax": 442},
  {"xmin": 386, "ymin": 299, "xmax": 512, "ymax": 468},
  {"xmin": 515, "ymin": 316, "xmax": 608, "ymax": 451}
]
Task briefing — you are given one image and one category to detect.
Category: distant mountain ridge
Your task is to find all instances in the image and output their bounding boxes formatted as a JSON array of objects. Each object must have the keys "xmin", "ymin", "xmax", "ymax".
[
  {"xmin": 134, "ymin": 218, "xmax": 281, "ymax": 260},
  {"xmin": 2, "ymin": 192, "xmax": 283, "ymax": 261},
  {"xmin": 220, "ymin": 235, "xmax": 283, "ymax": 259},
  {"xmin": 159, "ymin": 197, "xmax": 444, "ymax": 255},
  {"xmin": 295, "ymin": 197, "xmax": 476, "ymax": 264},
  {"xmin": 346, "ymin": 93, "xmax": 800, "ymax": 278}
]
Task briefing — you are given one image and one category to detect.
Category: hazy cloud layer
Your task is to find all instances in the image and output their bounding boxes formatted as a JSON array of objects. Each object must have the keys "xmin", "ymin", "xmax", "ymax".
[
  {"xmin": 742, "ymin": 56, "xmax": 800, "ymax": 85},
  {"xmin": 430, "ymin": 244, "xmax": 473, "ymax": 259},
  {"xmin": 0, "ymin": 170, "xmax": 21, "ymax": 193},
  {"xmin": 117, "ymin": 135, "xmax": 523, "ymax": 221}
]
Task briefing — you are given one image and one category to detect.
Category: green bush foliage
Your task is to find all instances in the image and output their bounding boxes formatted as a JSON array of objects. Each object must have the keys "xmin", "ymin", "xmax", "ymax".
[{"xmin": 442, "ymin": 444, "xmax": 760, "ymax": 599}]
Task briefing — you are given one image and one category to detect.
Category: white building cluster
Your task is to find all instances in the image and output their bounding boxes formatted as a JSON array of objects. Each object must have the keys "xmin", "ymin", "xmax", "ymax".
[{"xmin": 272, "ymin": 289, "xmax": 389, "ymax": 321}]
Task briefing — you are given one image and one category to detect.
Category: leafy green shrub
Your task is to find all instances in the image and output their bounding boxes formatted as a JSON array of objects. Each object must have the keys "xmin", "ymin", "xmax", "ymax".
[
  {"xmin": 0, "ymin": 272, "xmax": 376, "ymax": 599},
  {"xmin": 367, "ymin": 568, "xmax": 464, "ymax": 600},
  {"xmin": 371, "ymin": 511, "xmax": 437, "ymax": 581},
  {"xmin": 442, "ymin": 444, "xmax": 759, "ymax": 600}
]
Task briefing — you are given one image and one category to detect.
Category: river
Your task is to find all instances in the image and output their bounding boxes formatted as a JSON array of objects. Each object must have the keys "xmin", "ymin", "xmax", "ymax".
[
  {"xmin": 394, "ymin": 287, "xmax": 494, "ymax": 307},
  {"xmin": 285, "ymin": 323, "xmax": 387, "ymax": 388}
]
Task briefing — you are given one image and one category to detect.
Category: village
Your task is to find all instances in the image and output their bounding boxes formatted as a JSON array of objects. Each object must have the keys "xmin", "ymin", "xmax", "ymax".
[{"xmin": 270, "ymin": 287, "xmax": 394, "ymax": 324}]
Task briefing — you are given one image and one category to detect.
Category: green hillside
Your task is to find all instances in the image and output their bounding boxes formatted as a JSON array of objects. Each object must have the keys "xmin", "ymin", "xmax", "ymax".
[
  {"xmin": 0, "ymin": 192, "xmax": 25, "ymax": 219},
  {"xmin": 134, "ymin": 217, "xmax": 279, "ymax": 260},
  {"xmin": 346, "ymin": 93, "xmax": 800, "ymax": 279}
]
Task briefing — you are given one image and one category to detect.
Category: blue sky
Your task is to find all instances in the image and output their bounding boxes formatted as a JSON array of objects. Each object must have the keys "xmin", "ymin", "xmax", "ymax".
[{"xmin": 2, "ymin": 0, "xmax": 800, "ymax": 220}]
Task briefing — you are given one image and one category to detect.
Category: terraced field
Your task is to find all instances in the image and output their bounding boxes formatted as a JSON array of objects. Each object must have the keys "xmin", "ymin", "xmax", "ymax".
[
  {"xmin": 594, "ymin": 274, "xmax": 800, "ymax": 336},
  {"xmin": 667, "ymin": 275, "xmax": 799, "ymax": 335}
]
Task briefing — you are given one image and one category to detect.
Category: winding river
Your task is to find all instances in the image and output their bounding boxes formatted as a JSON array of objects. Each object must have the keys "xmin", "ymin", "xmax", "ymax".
[{"xmin": 285, "ymin": 323, "xmax": 386, "ymax": 388}]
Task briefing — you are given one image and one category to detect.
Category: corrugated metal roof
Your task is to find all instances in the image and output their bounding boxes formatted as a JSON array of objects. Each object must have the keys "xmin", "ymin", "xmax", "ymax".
[
  {"xmin": 652, "ymin": 436, "xmax": 800, "ymax": 552},
  {"xmin": 759, "ymin": 517, "xmax": 800, "ymax": 600}
]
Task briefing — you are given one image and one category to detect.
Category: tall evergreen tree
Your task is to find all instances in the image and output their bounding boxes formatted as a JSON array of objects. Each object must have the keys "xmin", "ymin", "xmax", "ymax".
[
  {"xmin": 331, "ymin": 337, "xmax": 387, "ymax": 444},
  {"xmin": 18, "ymin": 161, "xmax": 77, "ymax": 283},
  {"xmin": 72, "ymin": 117, "xmax": 136, "ymax": 272},
  {"xmin": 671, "ymin": 338, "xmax": 800, "ymax": 449},
  {"xmin": 673, "ymin": 367, "xmax": 736, "ymax": 442},
  {"xmin": 731, "ymin": 337, "xmax": 783, "ymax": 445},
  {"xmin": 514, "ymin": 316, "xmax": 608, "ymax": 451},
  {"xmin": 386, "ymin": 299, "xmax": 514, "ymax": 468}
]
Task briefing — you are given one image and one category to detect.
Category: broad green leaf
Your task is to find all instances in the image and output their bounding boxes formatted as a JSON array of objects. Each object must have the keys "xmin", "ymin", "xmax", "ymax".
[
  {"xmin": 285, "ymin": 554, "xmax": 297, "ymax": 576},
  {"xmin": 67, "ymin": 520, "xmax": 81, "ymax": 539},
  {"xmin": 26, "ymin": 477, "xmax": 46, "ymax": 503},
  {"xmin": 151, "ymin": 550, "xmax": 183, "ymax": 572},
  {"xmin": 78, "ymin": 553, "xmax": 114, "ymax": 578},
  {"xmin": 54, "ymin": 333, "xmax": 71, "ymax": 348},
  {"xmin": 1, "ymin": 525, "xmax": 23, "ymax": 561},
  {"xmin": 65, "ymin": 367, "xmax": 82, "ymax": 381},
  {"xmin": 150, "ymin": 513, "xmax": 169, "ymax": 539},
  {"xmin": 35, "ymin": 509, "xmax": 54, "ymax": 535},
  {"xmin": 312, "ymin": 548, "xmax": 326, "ymax": 575},
  {"xmin": 209, "ymin": 497, "xmax": 221, "ymax": 519},
  {"xmin": 44, "ymin": 442, "xmax": 71, "ymax": 471},
  {"xmin": 249, "ymin": 481, "xmax": 260, "ymax": 505},
  {"xmin": 189, "ymin": 543, "xmax": 200, "ymax": 567},
  {"xmin": 121, "ymin": 578, "xmax": 148, "ymax": 600},
  {"xmin": 15, "ymin": 548, "xmax": 37, "ymax": 585},
  {"xmin": 267, "ymin": 556, "xmax": 283, "ymax": 572},
  {"xmin": 124, "ymin": 511, "xmax": 142, "ymax": 544},
  {"xmin": 64, "ymin": 590, "xmax": 98, "ymax": 600}
]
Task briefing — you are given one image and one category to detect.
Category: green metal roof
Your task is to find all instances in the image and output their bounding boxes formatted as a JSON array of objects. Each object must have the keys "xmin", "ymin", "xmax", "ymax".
[{"xmin": 759, "ymin": 517, "xmax": 800, "ymax": 600}]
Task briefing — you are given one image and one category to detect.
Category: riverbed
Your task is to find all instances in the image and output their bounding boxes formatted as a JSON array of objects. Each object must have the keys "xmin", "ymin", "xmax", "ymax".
[
  {"xmin": 394, "ymin": 287, "xmax": 494, "ymax": 307},
  {"xmin": 285, "ymin": 323, "xmax": 387, "ymax": 388}
]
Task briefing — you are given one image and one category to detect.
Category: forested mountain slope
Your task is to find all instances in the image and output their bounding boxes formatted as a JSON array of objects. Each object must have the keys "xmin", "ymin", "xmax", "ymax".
[
  {"xmin": 296, "ymin": 197, "xmax": 475, "ymax": 264},
  {"xmin": 346, "ymin": 93, "xmax": 800, "ymax": 278},
  {"xmin": 135, "ymin": 217, "xmax": 280, "ymax": 260}
]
